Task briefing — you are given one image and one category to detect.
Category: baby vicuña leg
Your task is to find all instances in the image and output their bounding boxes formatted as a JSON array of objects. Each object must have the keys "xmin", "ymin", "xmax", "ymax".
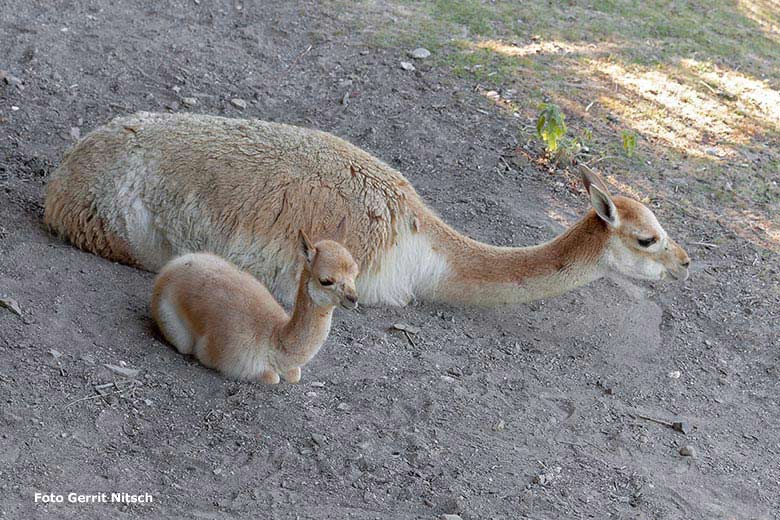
[
  {"xmin": 260, "ymin": 370, "xmax": 281, "ymax": 384},
  {"xmin": 154, "ymin": 294, "xmax": 194, "ymax": 354},
  {"xmin": 284, "ymin": 367, "xmax": 301, "ymax": 384}
]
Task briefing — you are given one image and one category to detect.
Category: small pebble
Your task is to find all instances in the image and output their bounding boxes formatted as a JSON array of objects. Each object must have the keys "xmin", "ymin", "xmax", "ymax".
[
  {"xmin": 447, "ymin": 366, "xmax": 463, "ymax": 377},
  {"xmin": 104, "ymin": 364, "xmax": 140, "ymax": 378},
  {"xmin": 673, "ymin": 420, "xmax": 691, "ymax": 435},
  {"xmin": 311, "ymin": 433, "xmax": 327, "ymax": 446},
  {"xmin": 310, "ymin": 381, "xmax": 326, "ymax": 388},
  {"xmin": 230, "ymin": 98, "xmax": 247, "ymax": 109},
  {"xmin": 493, "ymin": 419, "xmax": 506, "ymax": 432},
  {"xmin": 400, "ymin": 61, "xmax": 415, "ymax": 72},
  {"xmin": 679, "ymin": 445, "xmax": 696, "ymax": 457},
  {"xmin": 533, "ymin": 466, "xmax": 560, "ymax": 486},
  {"xmin": 668, "ymin": 370, "xmax": 681, "ymax": 379},
  {"xmin": 0, "ymin": 71, "xmax": 23, "ymax": 88},
  {"xmin": 336, "ymin": 402, "xmax": 350, "ymax": 411},
  {"xmin": 409, "ymin": 47, "xmax": 431, "ymax": 59},
  {"xmin": 304, "ymin": 391, "xmax": 317, "ymax": 397},
  {"xmin": 392, "ymin": 322, "xmax": 420, "ymax": 335},
  {"xmin": 440, "ymin": 375, "xmax": 455, "ymax": 383},
  {"xmin": 0, "ymin": 297, "xmax": 22, "ymax": 317},
  {"xmin": 182, "ymin": 97, "xmax": 198, "ymax": 107},
  {"xmin": 533, "ymin": 473, "xmax": 550, "ymax": 485},
  {"xmin": 597, "ymin": 380, "xmax": 614, "ymax": 395},
  {"xmin": 441, "ymin": 515, "xmax": 462, "ymax": 520}
]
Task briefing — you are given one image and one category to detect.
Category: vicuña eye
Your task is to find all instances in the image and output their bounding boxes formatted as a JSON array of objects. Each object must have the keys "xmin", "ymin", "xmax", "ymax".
[
  {"xmin": 637, "ymin": 237, "xmax": 657, "ymax": 248},
  {"xmin": 319, "ymin": 279, "xmax": 333, "ymax": 286}
]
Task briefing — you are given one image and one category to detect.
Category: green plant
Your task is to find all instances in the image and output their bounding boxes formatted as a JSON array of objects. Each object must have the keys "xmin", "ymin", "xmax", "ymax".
[
  {"xmin": 555, "ymin": 137, "xmax": 582, "ymax": 166},
  {"xmin": 621, "ymin": 130, "xmax": 637, "ymax": 157},
  {"xmin": 581, "ymin": 127, "xmax": 593, "ymax": 144},
  {"xmin": 536, "ymin": 103, "xmax": 567, "ymax": 153}
]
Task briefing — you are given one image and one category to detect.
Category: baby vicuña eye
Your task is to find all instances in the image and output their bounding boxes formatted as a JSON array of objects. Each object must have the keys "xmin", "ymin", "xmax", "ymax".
[
  {"xmin": 319, "ymin": 279, "xmax": 333, "ymax": 286},
  {"xmin": 637, "ymin": 237, "xmax": 657, "ymax": 248}
]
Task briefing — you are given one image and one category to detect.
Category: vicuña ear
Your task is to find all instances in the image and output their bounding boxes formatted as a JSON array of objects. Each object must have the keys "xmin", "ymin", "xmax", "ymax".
[
  {"xmin": 579, "ymin": 165, "xmax": 619, "ymax": 227},
  {"xmin": 298, "ymin": 230, "xmax": 316, "ymax": 265},
  {"xmin": 579, "ymin": 164, "xmax": 612, "ymax": 197},
  {"xmin": 589, "ymin": 184, "xmax": 619, "ymax": 227},
  {"xmin": 333, "ymin": 216, "xmax": 348, "ymax": 243}
]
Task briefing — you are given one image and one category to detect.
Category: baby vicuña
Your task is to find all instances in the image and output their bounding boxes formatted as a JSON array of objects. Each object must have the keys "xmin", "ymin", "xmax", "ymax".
[{"xmin": 151, "ymin": 223, "xmax": 359, "ymax": 383}]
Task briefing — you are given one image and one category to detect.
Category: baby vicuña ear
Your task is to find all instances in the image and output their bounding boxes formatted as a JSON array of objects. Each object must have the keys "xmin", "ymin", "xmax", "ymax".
[
  {"xmin": 333, "ymin": 216, "xmax": 348, "ymax": 243},
  {"xmin": 298, "ymin": 230, "xmax": 316, "ymax": 264}
]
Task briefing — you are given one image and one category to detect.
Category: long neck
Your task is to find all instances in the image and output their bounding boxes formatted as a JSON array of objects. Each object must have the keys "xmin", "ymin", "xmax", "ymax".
[
  {"xmin": 277, "ymin": 268, "xmax": 334, "ymax": 366},
  {"xmin": 427, "ymin": 210, "xmax": 610, "ymax": 305}
]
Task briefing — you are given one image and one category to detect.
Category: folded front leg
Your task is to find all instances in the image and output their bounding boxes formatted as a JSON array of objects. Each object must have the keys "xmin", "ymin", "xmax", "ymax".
[
  {"xmin": 284, "ymin": 366, "xmax": 301, "ymax": 384},
  {"xmin": 260, "ymin": 370, "xmax": 281, "ymax": 384}
]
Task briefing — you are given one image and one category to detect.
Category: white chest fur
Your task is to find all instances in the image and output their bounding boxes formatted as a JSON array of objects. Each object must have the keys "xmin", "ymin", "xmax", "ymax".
[{"xmin": 357, "ymin": 230, "xmax": 449, "ymax": 306}]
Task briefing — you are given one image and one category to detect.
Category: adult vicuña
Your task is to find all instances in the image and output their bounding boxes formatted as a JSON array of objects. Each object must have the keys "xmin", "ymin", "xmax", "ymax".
[
  {"xmin": 46, "ymin": 112, "xmax": 690, "ymax": 306},
  {"xmin": 151, "ymin": 223, "xmax": 359, "ymax": 383}
]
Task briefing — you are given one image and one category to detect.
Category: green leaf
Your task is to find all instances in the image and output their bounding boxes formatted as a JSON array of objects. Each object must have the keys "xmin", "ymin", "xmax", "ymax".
[
  {"xmin": 536, "ymin": 103, "xmax": 567, "ymax": 153},
  {"xmin": 621, "ymin": 130, "xmax": 637, "ymax": 157}
]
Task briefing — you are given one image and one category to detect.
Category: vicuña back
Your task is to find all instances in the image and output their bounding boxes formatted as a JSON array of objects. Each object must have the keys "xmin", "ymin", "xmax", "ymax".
[{"xmin": 46, "ymin": 112, "xmax": 417, "ymax": 304}]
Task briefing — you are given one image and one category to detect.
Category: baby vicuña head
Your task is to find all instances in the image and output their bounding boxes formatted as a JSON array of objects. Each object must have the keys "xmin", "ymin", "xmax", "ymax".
[{"xmin": 299, "ymin": 228, "xmax": 359, "ymax": 310}]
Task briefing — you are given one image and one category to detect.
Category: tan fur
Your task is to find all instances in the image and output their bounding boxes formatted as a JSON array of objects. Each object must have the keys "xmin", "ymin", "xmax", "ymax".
[
  {"xmin": 44, "ymin": 176, "xmax": 140, "ymax": 267},
  {"xmin": 46, "ymin": 112, "xmax": 690, "ymax": 307},
  {"xmin": 150, "ymin": 235, "xmax": 359, "ymax": 383}
]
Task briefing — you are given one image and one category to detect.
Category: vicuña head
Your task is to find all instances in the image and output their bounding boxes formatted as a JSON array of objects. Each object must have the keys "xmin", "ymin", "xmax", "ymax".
[
  {"xmin": 423, "ymin": 164, "xmax": 691, "ymax": 306},
  {"xmin": 579, "ymin": 165, "xmax": 690, "ymax": 283},
  {"xmin": 45, "ymin": 112, "xmax": 690, "ymax": 308}
]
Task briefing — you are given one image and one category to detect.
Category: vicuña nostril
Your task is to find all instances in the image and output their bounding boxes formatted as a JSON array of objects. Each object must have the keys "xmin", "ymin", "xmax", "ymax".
[
  {"xmin": 345, "ymin": 294, "xmax": 358, "ymax": 304},
  {"xmin": 681, "ymin": 260, "xmax": 691, "ymax": 268}
]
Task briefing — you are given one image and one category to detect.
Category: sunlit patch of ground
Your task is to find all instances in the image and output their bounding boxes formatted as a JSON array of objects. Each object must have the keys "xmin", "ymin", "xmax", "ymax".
[
  {"xmin": 683, "ymin": 58, "xmax": 780, "ymax": 129},
  {"xmin": 474, "ymin": 39, "xmax": 617, "ymax": 59},
  {"xmin": 584, "ymin": 60, "xmax": 745, "ymax": 158}
]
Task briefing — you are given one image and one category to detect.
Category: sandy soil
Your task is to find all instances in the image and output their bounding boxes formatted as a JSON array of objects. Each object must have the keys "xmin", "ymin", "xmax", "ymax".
[{"xmin": 1, "ymin": 1, "xmax": 778, "ymax": 519}]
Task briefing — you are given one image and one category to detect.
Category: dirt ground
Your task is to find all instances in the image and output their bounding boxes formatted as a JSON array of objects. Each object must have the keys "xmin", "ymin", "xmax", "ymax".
[{"xmin": 1, "ymin": 1, "xmax": 779, "ymax": 519}]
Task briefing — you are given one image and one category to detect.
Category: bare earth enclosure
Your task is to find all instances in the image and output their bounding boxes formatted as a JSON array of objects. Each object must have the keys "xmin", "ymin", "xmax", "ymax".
[{"xmin": 1, "ymin": 1, "xmax": 778, "ymax": 519}]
